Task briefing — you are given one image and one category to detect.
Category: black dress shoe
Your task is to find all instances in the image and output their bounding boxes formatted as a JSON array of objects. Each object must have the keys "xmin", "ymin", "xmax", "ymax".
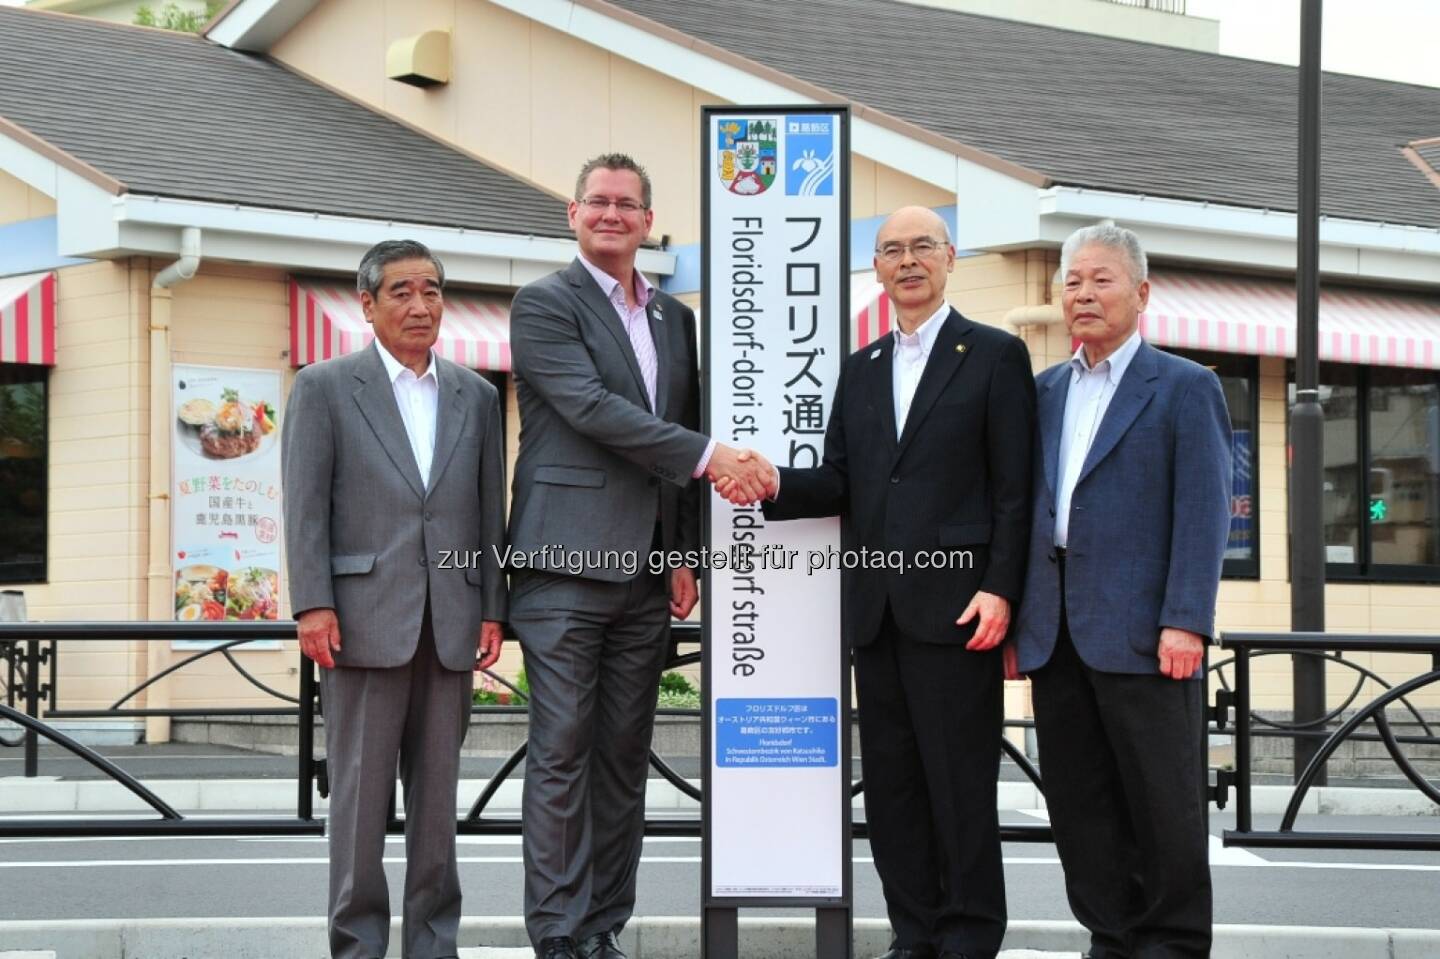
[
  {"xmin": 873, "ymin": 948, "xmax": 936, "ymax": 959},
  {"xmin": 537, "ymin": 936, "xmax": 579, "ymax": 959},
  {"xmin": 579, "ymin": 928, "xmax": 627, "ymax": 959}
]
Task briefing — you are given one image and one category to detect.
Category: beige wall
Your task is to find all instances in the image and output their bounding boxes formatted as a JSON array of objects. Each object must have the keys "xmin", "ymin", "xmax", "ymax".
[
  {"xmin": 13, "ymin": 261, "xmax": 303, "ymax": 712},
  {"xmin": 272, "ymin": 0, "xmax": 725, "ymax": 246},
  {"xmin": 0, "ymin": 170, "xmax": 56, "ymax": 227},
  {"xmin": 20, "ymin": 260, "xmax": 149, "ymax": 709},
  {"xmin": 851, "ymin": 157, "xmax": 954, "ymax": 221}
]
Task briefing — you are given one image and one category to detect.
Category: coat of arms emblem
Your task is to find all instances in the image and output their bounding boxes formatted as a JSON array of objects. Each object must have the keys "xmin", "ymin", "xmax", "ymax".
[{"xmin": 717, "ymin": 118, "xmax": 778, "ymax": 196}]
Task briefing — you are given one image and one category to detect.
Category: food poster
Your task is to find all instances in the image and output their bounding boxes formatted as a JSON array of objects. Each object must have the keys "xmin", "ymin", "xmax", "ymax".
[{"xmin": 171, "ymin": 365, "xmax": 283, "ymax": 649}]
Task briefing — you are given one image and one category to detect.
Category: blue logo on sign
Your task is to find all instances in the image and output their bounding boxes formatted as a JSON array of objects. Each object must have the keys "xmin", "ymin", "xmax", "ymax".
[{"xmin": 785, "ymin": 115, "xmax": 835, "ymax": 196}]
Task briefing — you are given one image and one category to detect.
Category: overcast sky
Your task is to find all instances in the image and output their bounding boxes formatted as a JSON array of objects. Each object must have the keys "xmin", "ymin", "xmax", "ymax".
[{"xmin": 1190, "ymin": 0, "xmax": 1439, "ymax": 88}]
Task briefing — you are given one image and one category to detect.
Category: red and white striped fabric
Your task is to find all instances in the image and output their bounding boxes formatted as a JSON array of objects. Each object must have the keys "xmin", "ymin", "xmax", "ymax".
[
  {"xmin": 0, "ymin": 272, "xmax": 56, "ymax": 366},
  {"xmin": 1143, "ymin": 270, "xmax": 1440, "ymax": 370},
  {"xmin": 289, "ymin": 278, "xmax": 512, "ymax": 371},
  {"xmin": 853, "ymin": 280, "xmax": 894, "ymax": 349}
]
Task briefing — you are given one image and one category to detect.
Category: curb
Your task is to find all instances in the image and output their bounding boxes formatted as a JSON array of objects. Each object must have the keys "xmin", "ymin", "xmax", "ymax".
[
  {"xmin": 1, "ymin": 918, "xmax": 1437, "ymax": 959},
  {"xmin": 1, "ymin": 778, "xmax": 1437, "ymax": 817}
]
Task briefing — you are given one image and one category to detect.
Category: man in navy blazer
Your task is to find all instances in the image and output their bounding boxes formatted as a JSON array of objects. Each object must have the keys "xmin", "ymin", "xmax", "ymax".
[{"xmin": 1011, "ymin": 224, "xmax": 1231, "ymax": 959}]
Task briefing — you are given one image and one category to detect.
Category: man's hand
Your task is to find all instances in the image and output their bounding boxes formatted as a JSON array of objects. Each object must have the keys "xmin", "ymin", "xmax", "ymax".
[
  {"xmin": 958, "ymin": 590, "xmax": 1010, "ymax": 651},
  {"xmin": 476, "ymin": 620, "xmax": 504, "ymax": 671},
  {"xmin": 707, "ymin": 444, "xmax": 778, "ymax": 505},
  {"xmin": 1157, "ymin": 627, "xmax": 1205, "ymax": 680},
  {"xmin": 669, "ymin": 566, "xmax": 699, "ymax": 620},
  {"xmin": 297, "ymin": 608, "xmax": 342, "ymax": 669}
]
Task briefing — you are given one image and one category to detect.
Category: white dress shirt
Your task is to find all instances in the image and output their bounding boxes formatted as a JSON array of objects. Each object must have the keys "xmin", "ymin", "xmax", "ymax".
[
  {"xmin": 1054, "ymin": 329, "xmax": 1143, "ymax": 547},
  {"xmin": 892, "ymin": 302, "xmax": 949, "ymax": 436},
  {"xmin": 577, "ymin": 254, "xmax": 716, "ymax": 477},
  {"xmin": 375, "ymin": 339, "xmax": 440, "ymax": 490}
]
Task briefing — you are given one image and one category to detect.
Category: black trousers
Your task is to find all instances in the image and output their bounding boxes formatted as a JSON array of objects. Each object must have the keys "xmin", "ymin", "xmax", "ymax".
[
  {"xmin": 1030, "ymin": 563, "xmax": 1212, "ymax": 959},
  {"xmin": 854, "ymin": 607, "xmax": 1006, "ymax": 959}
]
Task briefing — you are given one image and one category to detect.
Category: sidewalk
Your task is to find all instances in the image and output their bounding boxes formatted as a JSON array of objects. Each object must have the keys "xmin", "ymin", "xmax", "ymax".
[{"xmin": 2, "ymin": 917, "xmax": 1438, "ymax": 959}]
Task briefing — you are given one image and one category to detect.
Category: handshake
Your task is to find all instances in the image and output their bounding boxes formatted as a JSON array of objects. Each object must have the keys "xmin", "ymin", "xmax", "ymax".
[{"xmin": 706, "ymin": 444, "xmax": 779, "ymax": 506}]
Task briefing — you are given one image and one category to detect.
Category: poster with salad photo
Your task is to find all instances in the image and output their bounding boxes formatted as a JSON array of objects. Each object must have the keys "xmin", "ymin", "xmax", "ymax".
[{"xmin": 171, "ymin": 365, "xmax": 284, "ymax": 649}]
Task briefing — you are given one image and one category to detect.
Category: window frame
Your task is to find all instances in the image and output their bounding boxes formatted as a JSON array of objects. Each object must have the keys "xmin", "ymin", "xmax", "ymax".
[
  {"xmin": 1287, "ymin": 362, "xmax": 1440, "ymax": 585},
  {"xmin": 1164, "ymin": 348, "xmax": 1261, "ymax": 580},
  {"xmin": 0, "ymin": 363, "xmax": 49, "ymax": 585}
]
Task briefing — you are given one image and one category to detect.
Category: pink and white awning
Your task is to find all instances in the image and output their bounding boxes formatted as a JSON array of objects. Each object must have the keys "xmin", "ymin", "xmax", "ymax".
[
  {"xmin": 853, "ymin": 280, "xmax": 894, "ymax": 349},
  {"xmin": 1143, "ymin": 270, "xmax": 1440, "ymax": 370},
  {"xmin": 289, "ymin": 278, "xmax": 512, "ymax": 371},
  {"xmin": 0, "ymin": 272, "xmax": 56, "ymax": 366}
]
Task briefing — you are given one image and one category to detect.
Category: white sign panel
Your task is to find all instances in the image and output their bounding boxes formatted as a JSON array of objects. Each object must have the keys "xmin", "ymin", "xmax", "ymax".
[
  {"xmin": 704, "ymin": 108, "xmax": 848, "ymax": 899},
  {"xmin": 171, "ymin": 365, "xmax": 284, "ymax": 648}
]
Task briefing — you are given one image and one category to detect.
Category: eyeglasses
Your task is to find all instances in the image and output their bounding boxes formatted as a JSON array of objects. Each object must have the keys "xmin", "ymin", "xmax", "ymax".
[
  {"xmin": 875, "ymin": 237, "xmax": 946, "ymax": 263},
  {"xmin": 577, "ymin": 196, "xmax": 648, "ymax": 215}
]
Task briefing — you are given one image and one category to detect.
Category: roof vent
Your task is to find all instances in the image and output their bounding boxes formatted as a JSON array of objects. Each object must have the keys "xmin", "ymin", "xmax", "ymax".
[{"xmin": 387, "ymin": 30, "xmax": 451, "ymax": 88}]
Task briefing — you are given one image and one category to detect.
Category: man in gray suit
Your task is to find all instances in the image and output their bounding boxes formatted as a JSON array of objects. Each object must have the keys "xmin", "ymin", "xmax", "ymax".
[
  {"xmin": 283, "ymin": 239, "xmax": 508, "ymax": 959},
  {"xmin": 508, "ymin": 154, "xmax": 773, "ymax": 959},
  {"xmin": 1012, "ymin": 225, "xmax": 1231, "ymax": 959}
]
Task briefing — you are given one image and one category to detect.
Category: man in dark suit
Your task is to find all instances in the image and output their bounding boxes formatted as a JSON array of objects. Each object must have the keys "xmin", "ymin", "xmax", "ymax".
[
  {"xmin": 1012, "ymin": 224, "xmax": 1231, "ymax": 959},
  {"xmin": 732, "ymin": 206, "xmax": 1036, "ymax": 959},
  {"xmin": 283, "ymin": 239, "xmax": 508, "ymax": 959},
  {"xmin": 507, "ymin": 154, "xmax": 773, "ymax": 959}
]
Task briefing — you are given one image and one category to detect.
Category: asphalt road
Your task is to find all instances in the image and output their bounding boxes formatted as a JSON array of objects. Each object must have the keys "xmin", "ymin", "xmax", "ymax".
[{"xmin": 2, "ymin": 812, "xmax": 1437, "ymax": 930}]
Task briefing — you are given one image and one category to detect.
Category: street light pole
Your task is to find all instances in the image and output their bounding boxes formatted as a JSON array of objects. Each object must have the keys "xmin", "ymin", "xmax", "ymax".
[{"xmin": 1291, "ymin": 0, "xmax": 1327, "ymax": 784}]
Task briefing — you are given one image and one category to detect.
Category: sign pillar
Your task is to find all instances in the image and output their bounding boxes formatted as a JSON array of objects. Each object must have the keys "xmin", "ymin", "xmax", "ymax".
[{"xmin": 701, "ymin": 105, "xmax": 852, "ymax": 959}]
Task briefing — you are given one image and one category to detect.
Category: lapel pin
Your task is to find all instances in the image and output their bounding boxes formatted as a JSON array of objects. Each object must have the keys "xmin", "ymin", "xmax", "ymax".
[
  {"xmin": 955, "ymin": 344, "xmax": 967, "ymax": 353},
  {"xmin": 870, "ymin": 348, "xmax": 882, "ymax": 360}
]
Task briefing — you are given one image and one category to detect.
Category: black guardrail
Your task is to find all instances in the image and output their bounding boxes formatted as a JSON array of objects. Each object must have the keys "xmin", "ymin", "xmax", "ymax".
[
  {"xmin": 1217, "ymin": 631, "xmax": 1440, "ymax": 851},
  {"xmin": 0, "ymin": 620, "xmax": 1062, "ymax": 842}
]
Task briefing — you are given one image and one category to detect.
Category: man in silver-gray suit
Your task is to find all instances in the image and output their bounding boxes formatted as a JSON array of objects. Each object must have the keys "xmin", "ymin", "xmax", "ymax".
[
  {"xmin": 283, "ymin": 239, "xmax": 508, "ymax": 959},
  {"xmin": 507, "ymin": 154, "xmax": 774, "ymax": 959}
]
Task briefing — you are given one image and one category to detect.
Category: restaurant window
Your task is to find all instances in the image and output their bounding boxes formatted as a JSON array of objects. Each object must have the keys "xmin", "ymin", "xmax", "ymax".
[
  {"xmin": 0, "ymin": 364, "xmax": 47, "ymax": 584},
  {"xmin": 1287, "ymin": 363, "xmax": 1440, "ymax": 582},
  {"xmin": 1164, "ymin": 348, "xmax": 1259, "ymax": 579}
]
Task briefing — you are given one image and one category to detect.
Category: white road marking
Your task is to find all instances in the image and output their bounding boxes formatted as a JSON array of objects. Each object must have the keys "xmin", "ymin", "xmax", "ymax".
[
  {"xmin": 3, "ymin": 855, "xmax": 1439, "ymax": 873},
  {"xmin": 1209, "ymin": 833, "xmax": 1269, "ymax": 866}
]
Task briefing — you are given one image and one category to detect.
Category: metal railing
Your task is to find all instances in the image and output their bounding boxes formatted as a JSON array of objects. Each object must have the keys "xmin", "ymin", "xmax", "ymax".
[
  {"xmin": 0, "ymin": 622, "xmax": 321, "ymax": 837},
  {"xmin": 1216, "ymin": 631, "xmax": 1440, "ymax": 851},
  {"xmin": 0, "ymin": 619, "xmax": 1059, "ymax": 842}
]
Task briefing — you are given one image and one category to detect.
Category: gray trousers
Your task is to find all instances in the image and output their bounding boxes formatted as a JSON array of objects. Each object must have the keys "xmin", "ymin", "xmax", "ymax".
[
  {"xmin": 511, "ymin": 569, "xmax": 670, "ymax": 946},
  {"xmin": 320, "ymin": 605, "xmax": 475, "ymax": 959}
]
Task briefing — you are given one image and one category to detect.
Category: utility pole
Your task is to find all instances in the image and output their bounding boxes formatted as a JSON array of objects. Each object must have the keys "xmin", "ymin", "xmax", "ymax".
[{"xmin": 1290, "ymin": 0, "xmax": 1327, "ymax": 784}]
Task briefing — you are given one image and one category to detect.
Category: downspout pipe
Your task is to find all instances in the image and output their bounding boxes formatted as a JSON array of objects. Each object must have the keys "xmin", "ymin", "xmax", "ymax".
[
  {"xmin": 154, "ymin": 226, "xmax": 202, "ymax": 289},
  {"xmin": 146, "ymin": 227, "xmax": 202, "ymax": 743}
]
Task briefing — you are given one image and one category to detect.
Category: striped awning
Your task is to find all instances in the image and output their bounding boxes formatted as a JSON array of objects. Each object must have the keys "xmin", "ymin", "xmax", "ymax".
[
  {"xmin": 289, "ymin": 278, "xmax": 512, "ymax": 371},
  {"xmin": 1143, "ymin": 270, "xmax": 1440, "ymax": 370},
  {"xmin": 853, "ymin": 280, "xmax": 894, "ymax": 348},
  {"xmin": 0, "ymin": 272, "xmax": 56, "ymax": 366}
]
